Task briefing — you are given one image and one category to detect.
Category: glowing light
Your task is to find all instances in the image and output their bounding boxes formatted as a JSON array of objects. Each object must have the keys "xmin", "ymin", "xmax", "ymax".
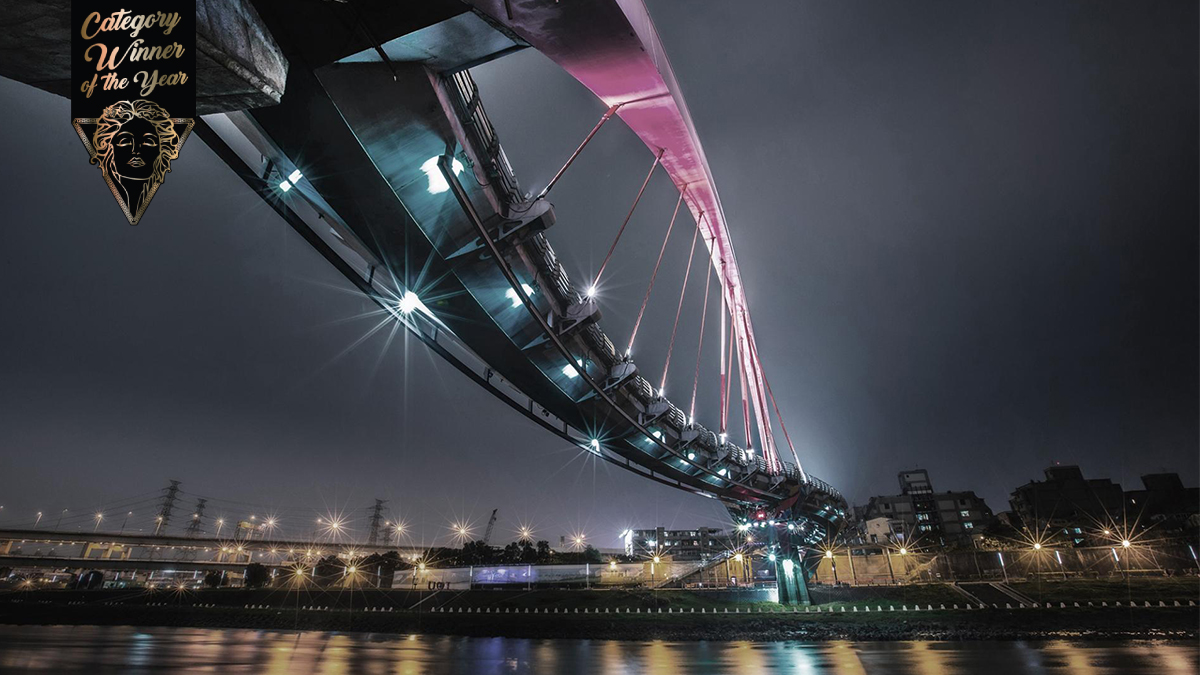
[
  {"xmin": 1033, "ymin": 543, "xmax": 1042, "ymax": 550},
  {"xmin": 899, "ymin": 547, "xmax": 908, "ymax": 555},
  {"xmin": 287, "ymin": 169, "xmax": 302, "ymax": 183},
  {"xmin": 787, "ymin": 523, "xmax": 795, "ymax": 531},
  {"xmin": 562, "ymin": 364, "xmax": 579, "ymax": 378},
  {"xmin": 418, "ymin": 562, "xmax": 426, "ymax": 572},
  {"xmin": 717, "ymin": 468, "xmax": 727, "ymax": 476},
  {"xmin": 347, "ymin": 566, "xmax": 357, "ymax": 574},
  {"xmin": 768, "ymin": 552, "xmax": 776, "ymax": 562},
  {"xmin": 719, "ymin": 433, "xmax": 727, "ymax": 443},
  {"xmin": 420, "ymin": 156, "xmax": 464, "ymax": 194},
  {"xmin": 782, "ymin": 558, "xmax": 794, "ymax": 576},
  {"xmin": 278, "ymin": 180, "xmax": 291, "ymax": 192},
  {"xmin": 1121, "ymin": 539, "xmax": 1131, "ymax": 549},
  {"xmin": 652, "ymin": 556, "xmax": 661, "ymax": 564},
  {"xmin": 1103, "ymin": 529, "xmax": 1111, "ymax": 536},
  {"xmin": 733, "ymin": 553, "xmax": 743, "ymax": 562},
  {"xmin": 399, "ymin": 291, "xmax": 421, "ymax": 315},
  {"xmin": 687, "ymin": 452, "xmax": 695, "ymax": 461},
  {"xmin": 609, "ymin": 560, "xmax": 617, "ymax": 570},
  {"xmin": 824, "ymin": 549, "xmax": 833, "ymax": 559},
  {"xmin": 585, "ymin": 285, "xmax": 596, "ymax": 299},
  {"xmin": 736, "ymin": 523, "xmax": 749, "ymax": 532},
  {"xmin": 505, "ymin": 284, "xmax": 535, "ymax": 308}
]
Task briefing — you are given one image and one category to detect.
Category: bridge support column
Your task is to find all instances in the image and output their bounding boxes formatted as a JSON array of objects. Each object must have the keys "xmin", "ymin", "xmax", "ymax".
[
  {"xmin": 769, "ymin": 528, "xmax": 812, "ymax": 606},
  {"xmin": 774, "ymin": 551, "xmax": 812, "ymax": 606}
]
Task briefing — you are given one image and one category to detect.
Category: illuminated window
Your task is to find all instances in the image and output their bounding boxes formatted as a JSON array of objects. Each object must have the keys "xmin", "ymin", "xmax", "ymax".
[
  {"xmin": 959, "ymin": 510, "xmax": 970, "ymax": 518},
  {"xmin": 963, "ymin": 522, "xmax": 974, "ymax": 529}
]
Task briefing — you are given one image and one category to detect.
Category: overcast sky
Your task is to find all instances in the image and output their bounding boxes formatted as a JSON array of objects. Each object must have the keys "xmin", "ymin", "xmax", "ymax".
[{"xmin": 0, "ymin": 0, "xmax": 1195, "ymax": 547}]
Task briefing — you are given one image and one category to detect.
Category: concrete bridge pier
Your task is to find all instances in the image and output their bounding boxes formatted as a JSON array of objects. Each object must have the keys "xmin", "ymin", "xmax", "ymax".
[{"xmin": 769, "ymin": 529, "xmax": 813, "ymax": 606}]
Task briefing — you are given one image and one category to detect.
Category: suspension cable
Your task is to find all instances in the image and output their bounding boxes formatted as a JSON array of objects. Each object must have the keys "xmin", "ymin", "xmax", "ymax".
[
  {"xmin": 626, "ymin": 190, "xmax": 684, "ymax": 356},
  {"xmin": 591, "ymin": 148, "xmax": 664, "ymax": 294},
  {"xmin": 737, "ymin": 334, "xmax": 752, "ymax": 450},
  {"xmin": 535, "ymin": 103, "xmax": 623, "ymax": 201},
  {"xmin": 688, "ymin": 258, "xmax": 713, "ymax": 422},
  {"xmin": 722, "ymin": 303, "xmax": 733, "ymax": 435},
  {"xmin": 748, "ymin": 336, "xmax": 805, "ymax": 472},
  {"xmin": 659, "ymin": 217, "xmax": 701, "ymax": 394}
]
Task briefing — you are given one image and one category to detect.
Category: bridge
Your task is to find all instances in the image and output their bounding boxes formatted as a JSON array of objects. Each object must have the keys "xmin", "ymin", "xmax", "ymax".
[{"xmin": 2, "ymin": 0, "xmax": 847, "ymax": 603}]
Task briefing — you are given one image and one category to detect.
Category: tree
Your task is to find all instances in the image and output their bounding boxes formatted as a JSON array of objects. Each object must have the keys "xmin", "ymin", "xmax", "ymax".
[
  {"xmin": 583, "ymin": 545, "xmax": 602, "ymax": 563},
  {"xmin": 360, "ymin": 551, "xmax": 402, "ymax": 588},
  {"xmin": 461, "ymin": 540, "xmax": 497, "ymax": 565},
  {"xmin": 535, "ymin": 540, "xmax": 552, "ymax": 563},
  {"xmin": 203, "ymin": 570, "xmax": 226, "ymax": 588},
  {"xmin": 314, "ymin": 555, "xmax": 344, "ymax": 587},
  {"xmin": 244, "ymin": 563, "xmax": 271, "ymax": 589},
  {"xmin": 520, "ymin": 541, "xmax": 537, "ymax": 564},
  {"xmin": 502, "ymin": 542, "xmax": 522, "ymax": 563}
]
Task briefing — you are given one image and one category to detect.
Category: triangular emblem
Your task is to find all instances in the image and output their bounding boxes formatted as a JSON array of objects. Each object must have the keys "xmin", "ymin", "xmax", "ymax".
[{"xmin": 73, "ymin": 102, "xmax": 193, "ymax": 225}]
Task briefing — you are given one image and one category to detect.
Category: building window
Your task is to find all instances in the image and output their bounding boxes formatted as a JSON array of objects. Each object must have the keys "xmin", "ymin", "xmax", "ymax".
[
  {"xmin": 964, "ymin": 522, "xmax": 974, "ymax": 529},
  {"xmin": 918, "ymin": 525, "xmax": 931, "ymax": 532},
  {"xmin": 959, "ymin": 510, "xmax": 970, "ymax": 518},
  {"xmin": 916, "ymin": 513, "xmax": 930, "ymax": 521},
  {"xmin": 883, "ymin": 503, "xmax": 891, "ymax": 510}
]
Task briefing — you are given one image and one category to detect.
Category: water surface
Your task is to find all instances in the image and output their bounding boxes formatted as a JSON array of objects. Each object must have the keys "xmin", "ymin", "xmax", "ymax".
[{"xmin": 0, "ymin": 626, "xmax": 1194, "ymax": 674}]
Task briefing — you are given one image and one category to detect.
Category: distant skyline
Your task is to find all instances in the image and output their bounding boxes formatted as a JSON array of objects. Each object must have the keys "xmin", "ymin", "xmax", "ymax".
[{"xmin": 0, "ymin": 0, "xmax": 1195, "ymax": 547}]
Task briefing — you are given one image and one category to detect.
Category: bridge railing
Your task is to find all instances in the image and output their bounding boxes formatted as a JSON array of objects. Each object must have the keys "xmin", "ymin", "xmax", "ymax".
[{"xmin": 444, "ymin": 69, "xmax": 524, "ymax": 207}]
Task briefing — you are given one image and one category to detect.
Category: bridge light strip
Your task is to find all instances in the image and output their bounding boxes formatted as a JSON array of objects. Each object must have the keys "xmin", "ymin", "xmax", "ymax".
[
  {"xmin": 506, "ymin": 284, "xmax": 535, "ymax": 308},
  {"xmin": 421, "ymin": 156, "xmax": 464, "ymax": 194}
]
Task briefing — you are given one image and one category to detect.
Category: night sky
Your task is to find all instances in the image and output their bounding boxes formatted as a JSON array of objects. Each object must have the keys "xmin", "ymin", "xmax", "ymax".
[{"xmin": 0, "ymin": 0, "xmax": 1195, "ymax": 547}]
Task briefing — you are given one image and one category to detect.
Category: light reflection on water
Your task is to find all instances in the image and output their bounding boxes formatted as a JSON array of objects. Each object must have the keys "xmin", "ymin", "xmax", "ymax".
[{"xmin": 0, "ymin": 626, "xmax": 1194, "ymax": 674}]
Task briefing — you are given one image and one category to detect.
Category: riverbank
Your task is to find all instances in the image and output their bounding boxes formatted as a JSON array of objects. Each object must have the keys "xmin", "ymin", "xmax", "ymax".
[{"xmin": 1, "ymin": 586, "xmax": 1195, "ymax": 641}]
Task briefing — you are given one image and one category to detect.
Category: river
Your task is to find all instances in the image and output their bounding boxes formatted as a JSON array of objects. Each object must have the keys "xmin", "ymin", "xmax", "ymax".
[{"xmin": 0, "ymin": 626, "xmax": 1194, "ymax": 674}]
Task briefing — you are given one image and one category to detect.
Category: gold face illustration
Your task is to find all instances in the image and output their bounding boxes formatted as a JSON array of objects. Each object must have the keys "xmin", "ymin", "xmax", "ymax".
[{"xmin": 74, "ymin": 99, "xmax": 192, "ymax": 225}]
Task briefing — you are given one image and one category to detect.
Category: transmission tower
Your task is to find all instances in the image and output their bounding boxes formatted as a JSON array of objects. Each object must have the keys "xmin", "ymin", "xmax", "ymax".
[
  {"xmin": 184, "ymin": 498, "xmax": 207, "ymax": 537},
  {"xmin": 153, "ymin": 480, "xmax": 181, "ymax": 536},
  {"xmin": 366, "ymin": 499, "xmax": 387, "ymax": 546}
]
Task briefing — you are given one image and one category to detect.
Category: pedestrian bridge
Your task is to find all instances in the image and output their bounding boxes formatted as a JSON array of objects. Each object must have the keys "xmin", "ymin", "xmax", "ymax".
[{"xmin": 2, "ymin": 0, "xmax": 849, "ymax": 603}]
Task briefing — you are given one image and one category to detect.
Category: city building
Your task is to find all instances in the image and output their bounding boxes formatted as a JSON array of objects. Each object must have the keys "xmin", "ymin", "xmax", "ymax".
[
  {"xmin": 627, "ymin": 527, "xmax": 734, "ymax": 561},
  {"xmin": 856, "ymin": 469, "xmax": 995, "ymax": 546},
  {"xmin": 1125, "ymin": 473, "xmax": 1199, "ymax": 531},
  {"xmin": 1008, "ymin": 465, "xmax": 1126, "ymax": 542}
]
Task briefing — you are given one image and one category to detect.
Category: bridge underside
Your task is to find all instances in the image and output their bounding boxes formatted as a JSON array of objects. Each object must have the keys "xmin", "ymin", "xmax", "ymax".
[
  {"xmin": 2, "ymin": 0, "xmax": 849, "ymax": 587},
  {"xmin": 215, "ymin": 0, "xmax": 845, "ymax": 518}
]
